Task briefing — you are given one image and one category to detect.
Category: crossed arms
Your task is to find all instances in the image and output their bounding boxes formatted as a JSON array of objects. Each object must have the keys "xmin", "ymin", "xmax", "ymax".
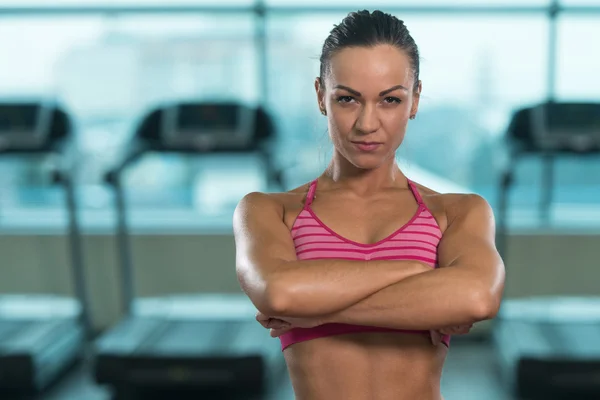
[{"xmin": 233, "ymin": 192, "xmax": 505, "ymax": 331}]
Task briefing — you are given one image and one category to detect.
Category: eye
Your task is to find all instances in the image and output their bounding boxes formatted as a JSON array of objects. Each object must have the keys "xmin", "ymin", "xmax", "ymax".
[
  {"xmin": 336, "ymin": 96, "xmax": 355, "ymax": 103},
  {"xmin": 383, "ymin": 97, "xmax": 401, "ymax": 104}
]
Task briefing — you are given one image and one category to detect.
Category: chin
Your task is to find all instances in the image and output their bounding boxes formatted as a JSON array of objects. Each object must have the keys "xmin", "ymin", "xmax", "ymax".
[{"xmin": 347, "ymin": 154, "xmax": 388, "ymax": 170}]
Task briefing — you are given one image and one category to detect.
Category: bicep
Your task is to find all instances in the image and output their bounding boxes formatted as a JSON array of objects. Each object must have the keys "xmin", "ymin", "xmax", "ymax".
[
  {"xmin": 437, "ymin": 194, "xmax": 497, "ymax": 267},
  {"xmin": 437, "ymin": 195, "xmax": 505, "ymax": 307},
  {"xmin": 233, "ymin": 192, "xmax": 298, "ymax": 308}
]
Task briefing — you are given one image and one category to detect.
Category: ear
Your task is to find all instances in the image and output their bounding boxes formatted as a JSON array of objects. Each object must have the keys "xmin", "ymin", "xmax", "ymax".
[
  {"xmin": 410, "ymin": 80, "xmax": 422, "ymax": 118},
  {"xmin": 315, "ymin": 77, "xmax": 326, "ymax": 114}
]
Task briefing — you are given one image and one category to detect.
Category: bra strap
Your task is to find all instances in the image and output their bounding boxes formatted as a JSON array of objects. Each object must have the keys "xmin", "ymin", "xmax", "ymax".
[
  {"xmin": 407, "ymin": 179, "xmax": 424, "ymax": 206},
  {"xmin": 304, "ymin": 179, "xmax": 318, "ymax": 209}
]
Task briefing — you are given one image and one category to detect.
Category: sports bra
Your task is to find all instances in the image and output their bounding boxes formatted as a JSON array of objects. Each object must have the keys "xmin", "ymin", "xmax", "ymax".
[{"xmin": 278, "ymin": 178, "xmax": 451, "ymax": 351}]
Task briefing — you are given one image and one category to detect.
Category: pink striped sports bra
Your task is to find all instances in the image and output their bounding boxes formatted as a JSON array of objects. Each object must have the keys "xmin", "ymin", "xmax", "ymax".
[{"xmin": 279, "ymin": 178, "xmax": 451, "ymax": 350}]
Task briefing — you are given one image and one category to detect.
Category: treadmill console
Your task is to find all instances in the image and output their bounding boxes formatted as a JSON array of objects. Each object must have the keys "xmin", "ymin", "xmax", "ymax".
[
  {"xmin": 161, "ymin": 102, "xmax": 256, "ymax": 151},
  {"xmin": 0, "ymin": 102, "xmax": 54, "ymax": 151},
  {"xmin": 512, "ymin": 102, "xmax": 600, "ymax": 153}
]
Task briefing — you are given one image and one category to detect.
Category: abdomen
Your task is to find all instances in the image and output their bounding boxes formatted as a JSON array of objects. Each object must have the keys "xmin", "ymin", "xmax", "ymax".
[{"xmin": 283, "ymin": 332, "xmax": 447, "ymax": 400}]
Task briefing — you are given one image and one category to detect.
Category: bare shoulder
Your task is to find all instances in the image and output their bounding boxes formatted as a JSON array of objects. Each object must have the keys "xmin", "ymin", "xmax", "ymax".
[
  {"xmin": 233, "ymin": 183, "xmax": 312, "ymax": 229},
  {"xmin": 410, "ymin": 181, "xmax": 493, "ymax": 232},
  {"xmin": 234, "ymin": 190, "xmax": 279, "ymax": 217},
  {"xmin": 439, "ymin": 192, "xmax": 493, "ymax": 227}
]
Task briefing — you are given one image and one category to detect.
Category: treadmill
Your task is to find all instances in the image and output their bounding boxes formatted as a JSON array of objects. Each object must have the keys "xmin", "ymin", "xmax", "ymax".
[
  {"xmin": 94, "ymin": 101, "xmax": 286, "ymax": 399},
  {"xmin": 493, "ymin": 102, "xmax": 600, "ymax": 400},
  {"xmin": 0, "ymin": 101, "xmax": 92, "ymax": 395}
]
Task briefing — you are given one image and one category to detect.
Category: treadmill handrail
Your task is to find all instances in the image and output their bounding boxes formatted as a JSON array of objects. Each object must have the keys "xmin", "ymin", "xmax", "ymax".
[
  {"xmin": 102, "ymin": 139, "xmax": 152, "ymax": 317},
  {"xmin": 103, "ymin": 103, "xmax": 284, "ymax": 316},
  {"xmin": 104, "ymin": 140, "xmax": 149, "ymax": 185},
  {"xmin": 52, "ymin": 167, "xmax": 94, "ymax": 339},
  {"xmin": 0, "ymin": 107, "xmax": 93, "ymax": 340}
]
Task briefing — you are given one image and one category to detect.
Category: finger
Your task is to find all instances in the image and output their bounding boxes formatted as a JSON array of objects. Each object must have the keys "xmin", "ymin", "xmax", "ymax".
[
  {"xmin": 439, "ymin": 325, "xmax": 473, "ymax": 335},
  {"xmin": 453, "ymin": 324, "xmax": 473, "ymax": 333},
  {"xmin": 270, "ymin": 326, "xmax": 293, "ymax": 338},
  {"xmin": 438, "ymin": 326, "xmax": 457, "ymax": 334},
  {"xmin": 257, "ymin": 317, "xmax": 288, "ymax": 329},
  {"xmin": 439, "ymin": 328, "xmax": 461, "ymax": 335},
  {"xmin": 266, "ymin": 318, "xmax": 291, "ymax": 329},
  {"xmin": 257, "ymin": 319, "xmax": 270, "ymax": 329},
  {"xmin": 429, "ymin": 330, "xmax": 443, "ymax": 345},
  {"xmin": 255, "ymin": 311, "xmax": 269, "ymax": 322}
]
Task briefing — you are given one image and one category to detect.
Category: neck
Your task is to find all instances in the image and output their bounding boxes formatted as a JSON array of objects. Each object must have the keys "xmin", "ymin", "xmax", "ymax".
[{"xmin": 322, "ymin": 151, "xmax": 408, "ymax": 194}]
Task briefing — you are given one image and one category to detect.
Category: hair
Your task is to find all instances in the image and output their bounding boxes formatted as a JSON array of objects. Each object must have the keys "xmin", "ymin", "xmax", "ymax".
[{"xmin": 319, "ymin": 10, "xmax": 420, "ymax": 91}]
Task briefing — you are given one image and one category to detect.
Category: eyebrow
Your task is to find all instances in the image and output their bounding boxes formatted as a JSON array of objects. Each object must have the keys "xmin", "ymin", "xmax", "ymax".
[{"xmin": 333, "ymin": 84, "xmax": 409, "ymax": 97}]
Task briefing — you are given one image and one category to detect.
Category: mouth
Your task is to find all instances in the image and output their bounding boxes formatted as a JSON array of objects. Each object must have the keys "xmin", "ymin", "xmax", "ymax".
[{"xmin": 351, "ymin": 141, "xmax": 383, "ymax": 152}]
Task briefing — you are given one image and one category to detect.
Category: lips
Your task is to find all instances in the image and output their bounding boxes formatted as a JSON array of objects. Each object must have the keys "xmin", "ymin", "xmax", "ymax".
[{"xmin": 351, "ymin": 141, "xmax": 382, "ymax": 152}]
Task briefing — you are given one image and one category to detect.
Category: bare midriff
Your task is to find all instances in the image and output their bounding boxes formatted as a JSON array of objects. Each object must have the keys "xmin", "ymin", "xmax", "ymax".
[{"xmin": 283, "ymin": 332, "xmax": 448, "ymax": 400}]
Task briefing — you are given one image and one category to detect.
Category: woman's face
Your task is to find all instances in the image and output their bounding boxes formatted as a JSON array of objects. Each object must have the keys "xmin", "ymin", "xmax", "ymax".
[{"xmin": 316, "ymin": 44, "xmax": 420, "ymax": 170}]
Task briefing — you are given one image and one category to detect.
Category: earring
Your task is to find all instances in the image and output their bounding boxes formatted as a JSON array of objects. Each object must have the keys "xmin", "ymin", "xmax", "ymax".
[
  {"xmin": 410, "ymin": 114, "xmax": 416, "ymax": 120},
  {"xmin": 321, "ymin": 109, "xmax": 327, "ymax": 116}
]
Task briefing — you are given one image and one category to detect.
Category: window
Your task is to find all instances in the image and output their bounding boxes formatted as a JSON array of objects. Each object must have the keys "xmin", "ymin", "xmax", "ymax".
[
  {"xmin": 0, "ymin": 0, "xmax": 254, "ymax": 7},
  {"xmin": 266, "ymin": 14, "xmax": 549, "ymax": 195},
  {"xmin": 266, "ymin": 0, "xmax": 550, "ymax": 7},
  {"xmin": 0, "ymin": 15, "xmax": 106, "ymax": 217},
  {"xmin": 560, "ymin": 0, "xmax": 600, "ymax": 5},
  {"xmin": 1, "ymin": 3, "xmax": 600, "ymax": 231},
  {"xmin": 556, "ymin": 16, "xmax": 600, "ymax": 101},
  {"xmin": 548, "ymin": 15, "xmax": 600, "ymax": 216},
  {"xmin": 0, "ymin": 12, "xmax": 260, "ymax": 230}
]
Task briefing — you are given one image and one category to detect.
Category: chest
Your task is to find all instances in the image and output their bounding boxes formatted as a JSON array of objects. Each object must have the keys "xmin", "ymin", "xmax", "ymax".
[
  {"xmin": 308, "ymin": 197, "xmax": 422, "ymax": 245},
  {"xmin": 287, "ymin": 196, "xmax": 442, "ymax": 265}
]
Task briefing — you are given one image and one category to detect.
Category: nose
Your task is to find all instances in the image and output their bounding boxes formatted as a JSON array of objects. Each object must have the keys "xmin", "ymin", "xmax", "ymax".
[{"xmin": 355, "ymin": 103, "xmax": 380, "ymax": 134}]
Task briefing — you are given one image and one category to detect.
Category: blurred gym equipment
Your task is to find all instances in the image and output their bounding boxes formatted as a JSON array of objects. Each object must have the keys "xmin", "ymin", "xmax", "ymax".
[
  {"xmin": 494, "ymin": 102, "xmax": 600, "ymax": 400},
  {"xmin": 0, "ymin": 101, "xmax": 92, "ymax": 394},
  {"xmin": 93, "ymin": 101, "xmax": 286, "ymax": 399}
]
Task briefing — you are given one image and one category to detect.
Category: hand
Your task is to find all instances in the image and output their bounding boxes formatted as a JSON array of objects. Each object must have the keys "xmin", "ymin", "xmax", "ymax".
[
  {"xmin": 430, "ymin": 324, "xmax": 473, "ymax": 345},
  {"xmin": 255, "ymin": 311, "xmax": 292, "ymax": 337},
  {"xmin": 255, "ymin": 311, "xmax": 325, "ymax": 338},
  {"xmin": 275, "ymin": 315, "xmax": 325, "ymax": 329},
  {"xmin": 438, "ymin": 324, "xmax": 473, "ymax": 335},
  {"xmin": 255, "ymin": 311, "xmax": 290, "ymax": 329}
]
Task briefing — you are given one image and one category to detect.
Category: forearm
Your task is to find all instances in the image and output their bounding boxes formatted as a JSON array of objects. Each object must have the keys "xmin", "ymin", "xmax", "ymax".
[
  {"xmin": 326, "ymin": 266, "xmax": 492, "ymax": 330},
  {"xmin": 270, "ymin": 259, "xmax": 431, "ymax": 317}
]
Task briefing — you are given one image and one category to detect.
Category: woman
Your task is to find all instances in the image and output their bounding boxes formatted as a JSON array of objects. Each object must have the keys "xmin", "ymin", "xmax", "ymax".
[{"xmin": 234, "ymin": 9, "xmax": 505, "ymax": 400}]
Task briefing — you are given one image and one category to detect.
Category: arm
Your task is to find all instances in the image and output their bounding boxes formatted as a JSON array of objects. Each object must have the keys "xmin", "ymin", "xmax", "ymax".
[
  {"xmin": 233, "ymin": 192, "xmax": 431, "ymax": 317},
  {"xmin": 324, "ymin": 194, "xmax": 506, "ymax": 330}
]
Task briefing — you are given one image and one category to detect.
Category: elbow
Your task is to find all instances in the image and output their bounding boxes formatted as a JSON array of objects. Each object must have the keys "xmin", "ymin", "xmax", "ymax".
[
  {"xmin": 238, "ymin": 271, "xmax": 290, "ymax": 316},
  {"xmin": 470, "ymin": 288, "xmax": 501, "ymax": 321},
  {"xmin": 263, "ymin": 284, "xmax": 289, "ymax": 316},
  {"xmin": 260, "ymin": 280, "xmax": 292, "ymax": 316},
  {"xmin": 237, "ymin": 264, "xmax": 296, "ymax": 317}
]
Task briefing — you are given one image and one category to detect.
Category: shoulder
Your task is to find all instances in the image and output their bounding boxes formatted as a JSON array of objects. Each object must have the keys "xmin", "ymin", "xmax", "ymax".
[
  {"xmin": 234, "ymin": 191, "xmax": 281, "ymax": 219},
  {"xmin": 410, "ymin": 180, "xmax": 493, "ymax": 233},
  {"xmin": 438, "ymin": 193, "xmax": 495, "ymax": 242},
  {"xmin": 441, "ymin": 193, "xmax": 493, "ymax": 224},
  {"xmin": 233, "ymin": 183, "xmax": 313, "ymax": 226}
]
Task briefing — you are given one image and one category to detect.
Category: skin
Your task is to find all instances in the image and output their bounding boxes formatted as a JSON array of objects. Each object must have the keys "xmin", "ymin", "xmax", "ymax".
[{"xmin": 234, "ymin": 44, "xmax": 505, "ymax": 400}]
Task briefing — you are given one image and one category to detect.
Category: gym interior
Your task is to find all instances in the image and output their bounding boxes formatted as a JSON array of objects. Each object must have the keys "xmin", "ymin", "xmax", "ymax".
[{"xmin": 1, "ymin": 1, "xmax": 599, "ymax": 399}]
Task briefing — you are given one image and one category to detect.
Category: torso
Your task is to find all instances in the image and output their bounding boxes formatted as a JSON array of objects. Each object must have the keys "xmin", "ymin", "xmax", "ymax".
[{"xmin": 268, "ymin": 177, "xmax": 458, "ymax": 400}]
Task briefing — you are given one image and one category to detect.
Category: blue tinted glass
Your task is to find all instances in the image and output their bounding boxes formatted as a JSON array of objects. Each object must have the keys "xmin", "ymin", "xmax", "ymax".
[
  {"xmin": 0, "ymin": 0, "xmax": 254, "ymax": 6},
  {"xmin": 2, "ymin": 4, "xmax": 600, "ymax": 231},
  {"xmin": 556, "ymin": 16, "xmax": 600, "ymax": 100},
  {"xmin": 560, "ymin": 0, "xmax": 600, "ymax": 5},
  {"xmin": 266, "ymin": 14, "xmax": 549, "ymax": 194},
  {"xmin": 0, "ymin": 13, "xmax": 258, "ymax": 221},
  {"xmin": 266, "ymin": 0, "xmax": 550, "ymax": 6}
]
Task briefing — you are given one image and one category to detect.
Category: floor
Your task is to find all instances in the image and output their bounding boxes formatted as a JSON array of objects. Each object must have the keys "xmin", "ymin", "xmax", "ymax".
[{"xmin": 36, "ymin": 338, "xmax": 514, "ymax": 400}]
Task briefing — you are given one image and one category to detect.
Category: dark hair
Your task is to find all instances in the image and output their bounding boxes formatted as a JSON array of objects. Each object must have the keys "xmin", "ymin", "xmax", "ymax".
[{"xmin": 319, "ymin": 10, "xmax": 420, "ymax": 91}]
